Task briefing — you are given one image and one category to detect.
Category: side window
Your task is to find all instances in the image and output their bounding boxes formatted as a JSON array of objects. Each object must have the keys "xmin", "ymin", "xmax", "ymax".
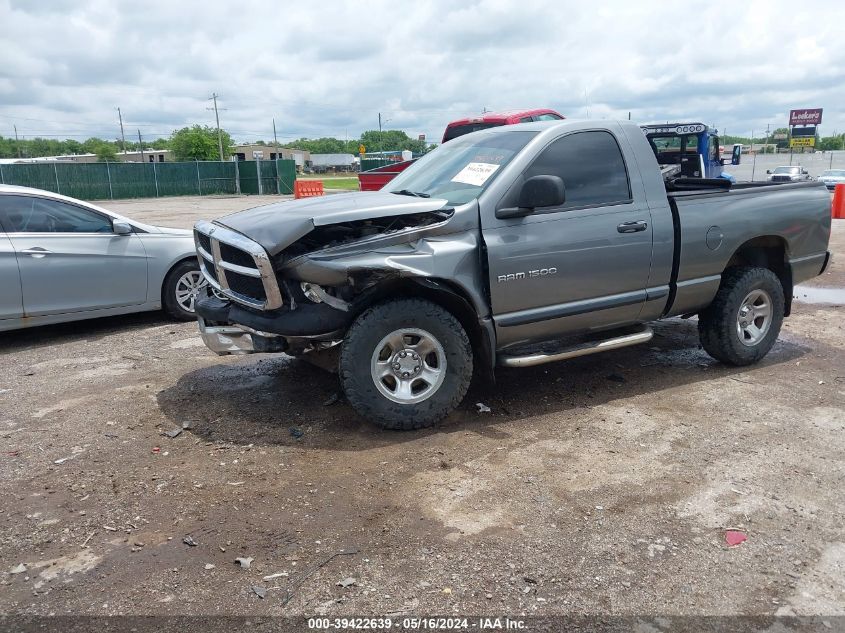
[
  {"xmin": 524, "ymin": 130, "xmax": 631, "ymax": 209},
  {"xmin": 0, "ymin": 196, "xmax": 36, "ymax": 233},
  {"xmin": 535, "ymin": 113, "xmax": 563, "ymax": 121},
  {"xmin": 519, "ymin": 117, "xmax": 533, "ymax": 123},
  {"xmin": 0, "ymin": 196, "xmax": 113, "ymax": 233},
  {"xmin": 710, "ymin": 136, "xmax": 720, "ymax": 162}
]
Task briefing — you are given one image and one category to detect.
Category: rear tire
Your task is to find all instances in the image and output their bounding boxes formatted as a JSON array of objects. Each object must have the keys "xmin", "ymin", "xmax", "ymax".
[
  {"xmin": 698, "ymin": 267, "xmax": 784, "ymax": 366},
  {"xmin": 163, "ymin": 260, "xmax": 205, "ymax": 321},
  {"xmin": 340, "ymin": 299, "xmax": 473, "ymax": 430}
]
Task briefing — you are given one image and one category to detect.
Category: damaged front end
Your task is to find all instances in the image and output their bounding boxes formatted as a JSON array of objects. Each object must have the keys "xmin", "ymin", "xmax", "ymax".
[{"xmin": 193, "ymin": 194, "xmax": 483, "ymax": 357}]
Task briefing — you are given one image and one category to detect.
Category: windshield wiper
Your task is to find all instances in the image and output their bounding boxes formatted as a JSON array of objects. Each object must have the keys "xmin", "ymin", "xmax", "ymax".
[{"xmin": 393, "ymin": 189, "xmax": 431, "ymax": 198}]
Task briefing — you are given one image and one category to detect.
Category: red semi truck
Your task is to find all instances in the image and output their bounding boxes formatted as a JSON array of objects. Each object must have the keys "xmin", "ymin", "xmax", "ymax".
[{"xmin": 358, "ymin": 108, "xmax": 564, "ymax": 191}]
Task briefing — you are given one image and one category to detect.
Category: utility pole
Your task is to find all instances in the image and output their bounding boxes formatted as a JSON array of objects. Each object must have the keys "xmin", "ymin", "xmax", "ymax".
[
  {"xmin": 13, "ymin": 124, "xmax": 21, "ymax": 158},
  {"xmin": 273, "ymin": 118, "xmax": 280, "ymax": 159},
  {"xmin": 117, "ymin": 107, "xmax": 127, "ymax": 154},
  {"xmin": 137, "ymin": 129, "xmax": 145, "ymax": 163},
  {"xmin": 209, "ymin": 93, "xmax": 225, "ymax": 161},
  {"xmin": 751, "ymin": 129, "xmax": 756, "ymax": 181},
  {"xmin": 378, "ymin": 112, "xmax": 382, "ymax": 132}
]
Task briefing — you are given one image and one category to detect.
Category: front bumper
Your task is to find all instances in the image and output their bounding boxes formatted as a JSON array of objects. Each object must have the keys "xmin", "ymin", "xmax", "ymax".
[
  {"xmin": 195, "ymin": 294, "xmax": 352, "ymax": 338},
  {"xmin": 195, "ymin": 293, "xmax": 351, "ymax": 355},
  {"xmin": 197, "ymin": 317, "xmax": 257, "ymax": 355}
]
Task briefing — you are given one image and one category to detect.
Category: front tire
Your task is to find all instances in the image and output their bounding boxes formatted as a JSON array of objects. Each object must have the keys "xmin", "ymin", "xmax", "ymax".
[
  {"xmin": 698, "ymin": 267, "xmax": 785, "ymax": 366},
  {"xmin": 163, "ymin": 260, "xmax": 206, "ymax": 321},
  {"xmin": 340, "ymin": 299, "xmax": 473, "ymax": 430}
]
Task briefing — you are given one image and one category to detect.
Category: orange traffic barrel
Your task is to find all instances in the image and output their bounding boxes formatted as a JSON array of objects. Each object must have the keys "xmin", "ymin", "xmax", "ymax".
[
  {"xmin": 294, "ymin": 180, "xmax": 324, "ymax": 199},
  {"xmin": 833, "ymin": 183, "xmax": 845, "ymax": 219}
]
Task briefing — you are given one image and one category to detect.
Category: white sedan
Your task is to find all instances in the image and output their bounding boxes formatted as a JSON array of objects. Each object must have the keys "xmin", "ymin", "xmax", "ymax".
[
  {"xmin": 817, "ymin": 169, "xmax": 845, "ymax": 191},
  {"xmin": 0, "ymin": 185, "xmax": 209, "ymax": 332}
]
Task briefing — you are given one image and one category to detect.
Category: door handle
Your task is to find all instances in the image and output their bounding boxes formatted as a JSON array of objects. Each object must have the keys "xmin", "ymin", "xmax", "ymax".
[
  {"xmin": 21, "ymin": 247, "xmax": 52, "ymax": 258},
  {"xmin": 617, "ymin": 221, "xmax": 648, "ymax": 233}
]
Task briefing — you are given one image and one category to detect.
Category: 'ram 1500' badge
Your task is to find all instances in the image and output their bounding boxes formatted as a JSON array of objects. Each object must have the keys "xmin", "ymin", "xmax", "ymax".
[{"xmin": 497, "ymin": 267, "xmax": 557, "ymax": 283}]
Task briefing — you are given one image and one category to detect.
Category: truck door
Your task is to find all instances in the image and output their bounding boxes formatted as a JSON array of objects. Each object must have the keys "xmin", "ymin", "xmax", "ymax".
[{"xmin": 481, "ymin": 127, "xmax": 654, "ymax": 348}]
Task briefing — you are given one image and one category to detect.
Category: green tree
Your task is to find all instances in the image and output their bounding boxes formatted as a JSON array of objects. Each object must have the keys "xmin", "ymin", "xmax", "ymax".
[
  {"xmin": 95, "ymin": 143, "xmax": 118, "ymax": 162},
  {"xmin": 818, "ymin": 134, "xmax": 845, "ymax": 151},
  {"xmin": 768, "ymin": 128, "xmax": 790, "ymax": 149},
  {"xmin": 358, "ymin": 130, "xmax": 427, "ymax": 154},
  {"xmin": 283, "ymin": 137, "xmax": 350, "ymax": 154},
  {"xmin": 281, "ymin": 130, "xmax": 430, "ymax": 156},
  {"xmin": 170, "ymin": 125, "xmax": 232, "ymax": 161}
]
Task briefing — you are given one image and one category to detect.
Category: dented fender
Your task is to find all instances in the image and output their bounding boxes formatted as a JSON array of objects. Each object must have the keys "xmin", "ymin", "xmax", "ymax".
[{"xmin": 283, "ymin": 230, "xmax": 490, "ymax": 318}]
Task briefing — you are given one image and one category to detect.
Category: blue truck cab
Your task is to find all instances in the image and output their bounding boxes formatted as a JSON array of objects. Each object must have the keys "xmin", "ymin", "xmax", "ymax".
[{"xmin": 641, "ymin": 122, "xmax": 739, "ymax": 183}]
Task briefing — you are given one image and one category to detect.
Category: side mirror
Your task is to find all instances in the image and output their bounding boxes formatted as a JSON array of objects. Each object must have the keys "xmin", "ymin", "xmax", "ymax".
[
  {"xmin": 518, "ymin": 175, "xmax": 566, "ymax": 209},
  {"xmin": 497, "ymin": 175, "xmax": 566, "ymax": 219},
  {"xmin": 766, "ymin": 169, "xmax": 772, "ymax": 174},
  {"xmin": 731, "ymin": 145, "xmax": 742, "ymax": 166},
  {"xmin": 802, "ymin": 169, "xmax": 808, "ymax": 174},
  {"xmin": 113, "ymin": 220, "xmax": 132, "ymax": 235}
]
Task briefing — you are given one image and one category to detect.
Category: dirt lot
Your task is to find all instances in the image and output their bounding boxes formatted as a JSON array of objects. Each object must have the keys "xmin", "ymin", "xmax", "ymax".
[{"xmin": 1, "ymin": 195, "xmax": 843, "ymax": 620}]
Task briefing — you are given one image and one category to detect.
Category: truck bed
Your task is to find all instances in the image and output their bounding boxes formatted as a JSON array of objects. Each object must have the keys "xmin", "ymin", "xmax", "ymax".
[
  {"xmin": 662, "ymin": 180, "xmax": 831, "ymax": 318},
  {"xmin": 666, "ymin": 179, "xmax": 822, "ymax": 198}
]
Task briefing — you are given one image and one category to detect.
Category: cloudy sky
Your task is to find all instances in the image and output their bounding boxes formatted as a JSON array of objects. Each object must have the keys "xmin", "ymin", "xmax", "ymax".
[{"xmin": 1, "ymin": 0, "xmax": 844, "ymax": 145}]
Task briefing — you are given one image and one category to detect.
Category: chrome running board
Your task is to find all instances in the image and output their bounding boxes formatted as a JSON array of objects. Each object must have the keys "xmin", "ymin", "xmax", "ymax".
[{"xmin": 497, "ymin": 326, "xmax": 653, "ymax": 368}]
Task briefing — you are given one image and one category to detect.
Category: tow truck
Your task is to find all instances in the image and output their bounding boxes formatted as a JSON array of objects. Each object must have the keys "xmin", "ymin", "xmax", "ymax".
[{"xmin": 641, "ymin": 122, "xmax": 741, "ymax": 183}]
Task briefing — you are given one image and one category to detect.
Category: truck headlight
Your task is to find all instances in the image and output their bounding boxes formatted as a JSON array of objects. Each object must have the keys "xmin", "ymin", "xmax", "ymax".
[{"xmin": 301, "ymin": 282, "xmax": 323, "ymax": 303}]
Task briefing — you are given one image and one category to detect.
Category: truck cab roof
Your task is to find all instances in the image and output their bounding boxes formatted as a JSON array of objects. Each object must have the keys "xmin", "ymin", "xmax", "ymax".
[{"xmin": 442, "ymin": 108, "xmax": 564, "ymax": 143}]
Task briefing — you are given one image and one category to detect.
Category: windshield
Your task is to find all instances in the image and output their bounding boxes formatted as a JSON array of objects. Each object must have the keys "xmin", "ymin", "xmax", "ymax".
[
  {"xmin": 442, "ymin": 122, "xmax": 500, "ymax": 142},
  {"xmin": 774, "ymin": 167, "xmax": 800, "ymax": 174},
  {"xmin": 385, "ymin": 130, "xmax": 536, "ymax": 205},
  {"xmin": 821, "ymin": 170, "xmax": 845, "ymax": 177}
]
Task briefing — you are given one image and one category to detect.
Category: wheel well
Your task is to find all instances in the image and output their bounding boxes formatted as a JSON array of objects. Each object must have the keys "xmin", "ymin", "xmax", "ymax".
[
  {"xmin": 724, "ymin": 236, "xmax": 793, "ymax": 315},
  {"xmin": 161, "ymin": 257, "xmax": 198, "ymax": 304},
  {"xmin": 351, "ymin": 277, "xmax": 495, "ymax": 382}
]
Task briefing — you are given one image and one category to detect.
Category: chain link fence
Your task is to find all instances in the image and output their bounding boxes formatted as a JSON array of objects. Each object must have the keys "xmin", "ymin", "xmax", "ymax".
[{"xmin": 0, "ymin": 159, "xmax": 296, "ymax": 199}]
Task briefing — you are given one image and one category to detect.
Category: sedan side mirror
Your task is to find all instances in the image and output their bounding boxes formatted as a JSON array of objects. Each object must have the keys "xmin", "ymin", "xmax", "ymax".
[
  {"xmin": 766, "ymin": 169, "xmax": 772, "ymax": 174},
  {"xmin": 802, "ymin": 169, "xmax": 808, "ymax": 174},
  {"xmin": 113, "ymin": 220, "xmax": 132, "ymax": 235}
]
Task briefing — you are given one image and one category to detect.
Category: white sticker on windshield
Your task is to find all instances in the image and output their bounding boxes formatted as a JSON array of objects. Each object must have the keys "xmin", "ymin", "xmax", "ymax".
[{"xmin": 451, "ymin": 162, "xmax": 500, "ymax": 186}]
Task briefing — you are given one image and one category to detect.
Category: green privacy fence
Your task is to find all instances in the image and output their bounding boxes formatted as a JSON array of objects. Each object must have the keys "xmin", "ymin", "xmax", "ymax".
[
  {"xmin": 237, "ymin": 159, "xmax": 296, "ymax": 195},
  {"xmin": 360, "ymin": 158, "xmax": 397, "ymax": 171},
  {"xmin": 0, "ymin": 159, "xmax": 296, "ymax": 200}
]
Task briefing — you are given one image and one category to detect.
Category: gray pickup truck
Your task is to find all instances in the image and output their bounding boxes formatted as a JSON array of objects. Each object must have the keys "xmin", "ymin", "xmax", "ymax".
[{"xmin": 193, "ymin": 120, "xmax": 831, "ymax": 429}]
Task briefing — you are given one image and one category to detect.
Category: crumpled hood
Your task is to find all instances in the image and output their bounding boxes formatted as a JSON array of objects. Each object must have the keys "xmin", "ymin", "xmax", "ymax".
[{"xmin": 215, "ymin": 191, "xmax": 449, "ymax": 256}]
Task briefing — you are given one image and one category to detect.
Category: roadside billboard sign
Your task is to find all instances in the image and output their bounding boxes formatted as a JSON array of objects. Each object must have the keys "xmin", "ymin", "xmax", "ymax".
[
  {"xmin": 791, "ymin": 126, "xmax": 817, "ymax": 138},
  {"xmin": 773, "ymin": 133, "xmax": 788, "ymax": 140},
  {"xmin": 790, "ymin": 137, "xmax": 815, "ymax": 148},
  {"xmin": 789, "ymin": 109, "xmax": 823, "ymax": 126}
]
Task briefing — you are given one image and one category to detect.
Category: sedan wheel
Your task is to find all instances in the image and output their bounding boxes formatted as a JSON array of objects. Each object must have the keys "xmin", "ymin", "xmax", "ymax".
[{"xmin": 174, "ymin": 270, "xmax": 206, "ymax": 314}]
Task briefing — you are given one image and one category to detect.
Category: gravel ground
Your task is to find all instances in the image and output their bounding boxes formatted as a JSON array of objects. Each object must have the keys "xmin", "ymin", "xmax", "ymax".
[{"xmin": 1, "ymin": 195, "xmax": 843, "ymax": 620}]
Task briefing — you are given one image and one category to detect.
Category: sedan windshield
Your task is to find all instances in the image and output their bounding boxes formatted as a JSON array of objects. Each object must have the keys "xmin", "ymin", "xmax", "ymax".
[
  {"xmin": 385, "ymin": 130, "xmax": 536, "ymax": 205},
  {"xmin": 773, "ymin": 167, "xmax": 800, "ymax": 175}
]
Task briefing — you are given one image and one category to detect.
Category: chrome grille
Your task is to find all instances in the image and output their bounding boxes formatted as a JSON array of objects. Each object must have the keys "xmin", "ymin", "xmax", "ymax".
[{"xmin": 193, "ymin": 221, "xmax": 283, "ymax": 311}]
